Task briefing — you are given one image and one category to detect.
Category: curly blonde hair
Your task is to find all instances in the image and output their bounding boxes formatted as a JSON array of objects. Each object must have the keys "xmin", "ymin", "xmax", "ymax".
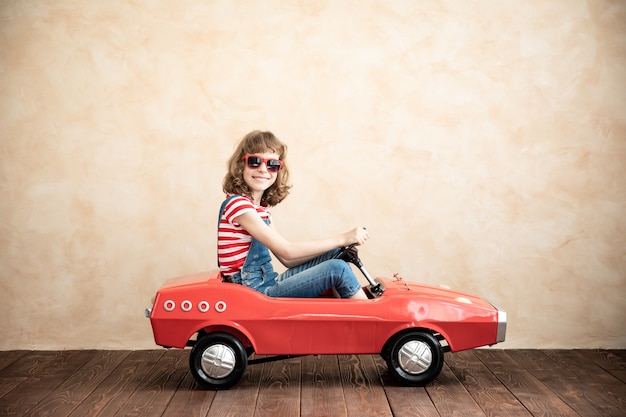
[{"xmin": 222, "ymin": 130, "xmax": 292, "ymax": 206}]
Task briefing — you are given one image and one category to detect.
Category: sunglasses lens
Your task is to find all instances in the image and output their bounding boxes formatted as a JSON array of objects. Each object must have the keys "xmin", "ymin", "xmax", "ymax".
[
  {"xmin": 266, "ymin": 160, "xmax": 282, "ymax": 171},
  {"xmin": 246, "ymin": 156, "xmax": 262, "ymax": 168}
]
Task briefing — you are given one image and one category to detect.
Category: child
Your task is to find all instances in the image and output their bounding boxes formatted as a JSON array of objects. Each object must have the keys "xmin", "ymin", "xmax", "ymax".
[{"xmin": 218, "ymin": 130, "xmax": 369, "ymax": 299}]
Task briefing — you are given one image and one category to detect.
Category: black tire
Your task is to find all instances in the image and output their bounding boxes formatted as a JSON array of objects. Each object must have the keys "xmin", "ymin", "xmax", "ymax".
[
  {"xmin": 189, "ymin": 332, "xmax": 248, "ymax": 390},
  {"xmin": 385, "ymin": 331, "xmax": 444, "ymax": 386}
]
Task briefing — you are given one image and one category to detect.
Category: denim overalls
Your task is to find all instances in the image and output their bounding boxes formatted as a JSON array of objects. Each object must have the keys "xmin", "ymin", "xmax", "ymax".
[
  {"xmin": 218, "ymin": 195, "xmax": 362, "ymax": 298},
  {"xmin": 218, "ymin": 196, "xmax": 278, "ymax": 294}
]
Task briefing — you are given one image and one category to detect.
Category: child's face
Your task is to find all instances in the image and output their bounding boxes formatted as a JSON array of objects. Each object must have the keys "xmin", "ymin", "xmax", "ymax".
[{"xmin": 242, "ymin": 151, "xmax": 281, "ymax": 199}]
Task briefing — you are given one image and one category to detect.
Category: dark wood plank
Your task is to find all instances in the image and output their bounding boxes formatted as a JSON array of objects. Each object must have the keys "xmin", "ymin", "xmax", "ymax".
[
  {"xmin": 0, "ymin": 350, "xmax": 97, "ymax": 417},
  {"xmin": 111, "ymin": 349, "xmax": 189, "ymax": 417},
  {"xmin": 373, "ymin": 356, "xmax": 440, "ymax": 417},
  {"xmin": 507, "ymin": 349, "xmax": 617, "ymax": 417},
  {"xmin": 607, "ymin": 349, "xmax": 626, "ymax": 362},
  {"xmin": 66, "ymin": 350, "xmax": 165, "ymax": 417},
  {"xmin": 301, "ymin": 355, "xmax": 347, "ymax": 417},
  {"xmin": 608, "ymin": 369, "xmax": 626, "ymax": 384},
  {"xmin": 0, "ymin": 351, "xmax": 29, "ymax": 372},
  {"xmin": 338, "ymin": 354, "xmax": 392, "ymax": 417},
  {"xmin": 201, "ymin": 354, "xmax": 264, "ymax": 417},
  {"xmin": 254, "ymin": 355, "xmax": 301, "ymax": 417},
  {"xmin": 426, "ymin": 361, "xmax": 486, "ymax": 417},
  {"xmin": 0, "ymin": 351, "xmax": 53, "ymax": 400},
  {"xmin": 22, "ymin": 350, "xmax": 130, "ymax": 417},
  {"xmin": 583, "ymin": 349, "xmax": 626, "ymax": 370},
  {"xmin": 475, "ymin": 349, "xmax": 579, "ymax": 417},
  {"xmin": 160, "ymin": 370, "xmax": 215, "ymax": 417},
  {"xmin": 0, "ymin": 376, "xmax": 27, "ymax": 399},
  {"xmin": 583, "ymin": 349, "xmax": 626, "ymax": 387},
  {"xmin": 543, "ymin": 349, "xmax": 626, "ymax": 414},
  {"xmin": 445, "ymin": 350, "xmax": 531, "ymax": 417}
]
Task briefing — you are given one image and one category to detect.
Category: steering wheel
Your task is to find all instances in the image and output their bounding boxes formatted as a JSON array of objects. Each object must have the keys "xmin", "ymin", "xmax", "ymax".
[
  {"xmin": 332, "ymin": 244, "xmax": 384, "ymax": 297},
  {"xmin": 332, "ymin": 244, "xmax": 362, "ymax": 266}
]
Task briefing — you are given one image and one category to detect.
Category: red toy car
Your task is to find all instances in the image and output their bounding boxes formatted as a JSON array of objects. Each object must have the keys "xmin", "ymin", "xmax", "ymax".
[{"xmin": 146, "ymin": 246, "xmax": 506, "ymax": 389}]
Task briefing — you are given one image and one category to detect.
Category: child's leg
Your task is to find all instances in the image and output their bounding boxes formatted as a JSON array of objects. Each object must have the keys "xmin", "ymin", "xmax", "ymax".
[
  {"xmin": 267, "ymin": 258, "xmax": 363, "ymax": 298},
  {"xmin": 276, "ymin": 248, "xmax": 340, "ymax": 282}
]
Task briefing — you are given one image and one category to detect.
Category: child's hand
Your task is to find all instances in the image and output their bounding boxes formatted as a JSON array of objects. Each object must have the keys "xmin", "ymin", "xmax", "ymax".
[{"xmin": 348, "ymin": 226, "xmax": 369, "ymax": 246}]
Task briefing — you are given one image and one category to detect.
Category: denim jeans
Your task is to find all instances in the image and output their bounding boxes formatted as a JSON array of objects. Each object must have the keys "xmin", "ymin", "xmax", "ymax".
[
  {"xmin": 231, "ymin": 244, "xmax": 362, "ymax": 298},
  {"xmin": 267, "ymin": 249, "xmax": 363, "ymax": 298}
]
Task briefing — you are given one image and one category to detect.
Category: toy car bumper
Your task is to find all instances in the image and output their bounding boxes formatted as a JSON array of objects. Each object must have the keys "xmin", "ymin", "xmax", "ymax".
[{"xmin": 496, "ymin": 309, "xmax": 507, "ymax": 343}]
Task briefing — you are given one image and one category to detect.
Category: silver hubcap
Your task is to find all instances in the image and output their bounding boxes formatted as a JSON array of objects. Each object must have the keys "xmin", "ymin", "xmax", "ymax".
[
  {"xmin": 398, "ymin": 340, "xmax": 432, "ymax": 375},
  {"xmin": 200, "ymin": 344, "xmax": 236, "ymax": 379}
]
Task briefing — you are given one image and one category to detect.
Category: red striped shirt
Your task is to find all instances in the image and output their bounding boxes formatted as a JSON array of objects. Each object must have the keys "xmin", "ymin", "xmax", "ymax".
[{"xmin": 218, "ymin": 195, "xmax": 271, "ymax": 276}]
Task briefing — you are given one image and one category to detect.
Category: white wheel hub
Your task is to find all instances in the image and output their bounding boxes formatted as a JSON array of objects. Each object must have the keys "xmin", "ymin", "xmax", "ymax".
[
  {"xmin": 398, "ymin": 340, "xmax": 432, "ymax": 375},
  {"xmin": 201, "ymin": 344, "xmax": 236, "ymax": 379}
]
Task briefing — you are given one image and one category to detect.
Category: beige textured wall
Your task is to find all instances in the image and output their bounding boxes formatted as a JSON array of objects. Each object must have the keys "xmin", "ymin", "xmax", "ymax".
[{"xmin": 1, "ymin": 0, "xmax": 625, "ymax": 350}]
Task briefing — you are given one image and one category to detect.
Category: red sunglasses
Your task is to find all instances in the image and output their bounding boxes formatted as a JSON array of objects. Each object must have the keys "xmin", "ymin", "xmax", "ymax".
[{"xmin": 241, "ymin": 154, "xmax": 283, "ymax": 172}]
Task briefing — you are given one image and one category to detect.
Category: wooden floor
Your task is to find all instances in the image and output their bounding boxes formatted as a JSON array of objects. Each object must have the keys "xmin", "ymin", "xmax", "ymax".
[{"xmin": 0, "ymin": 349, "xmax": 624, "ymax": 417}]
